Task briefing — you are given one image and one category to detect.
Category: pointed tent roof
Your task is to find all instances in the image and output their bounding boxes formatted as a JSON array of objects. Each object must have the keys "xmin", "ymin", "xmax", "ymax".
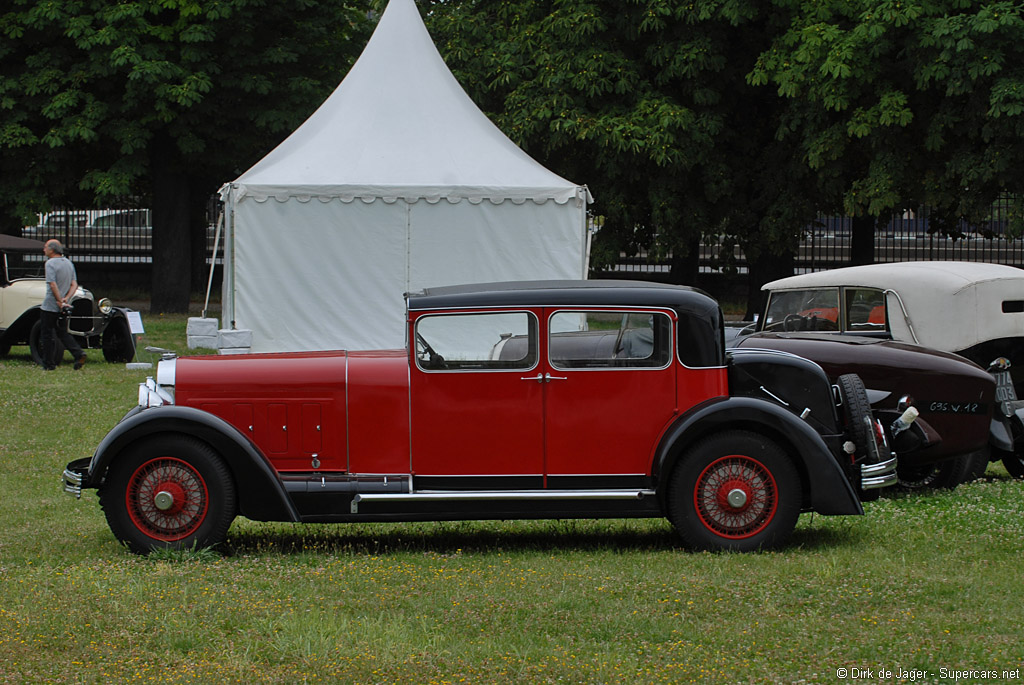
[{"xmin": 231, "ymin": 0, "xmax": 588, "ymax": 205}]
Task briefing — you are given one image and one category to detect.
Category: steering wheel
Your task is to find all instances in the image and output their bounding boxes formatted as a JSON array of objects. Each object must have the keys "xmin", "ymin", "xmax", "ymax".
[{"xmin": 783, "ymin": 314, "xmax": 806, "ymax": 331}]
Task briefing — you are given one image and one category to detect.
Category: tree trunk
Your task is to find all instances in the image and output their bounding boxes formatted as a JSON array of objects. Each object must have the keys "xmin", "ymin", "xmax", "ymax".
[
  {"xmin": 850, "ymin": 215, "xmax": 876, "ymax": 266},
  {"xmin": 667, "ymin": 238, "xmax": 700, "ymax": 286},
  {"xmin": 150, "ymin": 133, "xmax": 192, "ymax": 314},
  {"xmin": 745, "ymin": 249, "xmax": 794, "ymax": 321}
]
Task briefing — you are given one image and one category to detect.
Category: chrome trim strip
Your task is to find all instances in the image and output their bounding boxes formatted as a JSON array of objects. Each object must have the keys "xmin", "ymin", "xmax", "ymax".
[
  {"xmin": 884, "ymin": 288, "xmax": 919, "ymax": 344},
  {"xmin": 351, "ymin": 489, "xmax": 655, "ymax": 514}
]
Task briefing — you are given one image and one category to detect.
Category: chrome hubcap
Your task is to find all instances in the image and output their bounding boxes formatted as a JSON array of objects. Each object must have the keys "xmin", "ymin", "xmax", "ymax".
[
  {"xmin": 154, "ymin": 490, "xmax": 175, "ymax": 511},
  {"xmin": 726, "ymin": 488, "xmax": 748, "ymax": 509}
]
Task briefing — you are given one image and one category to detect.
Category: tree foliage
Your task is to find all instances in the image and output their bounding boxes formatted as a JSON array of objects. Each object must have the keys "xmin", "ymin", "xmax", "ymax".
[
  {"xmin": 425, "ymin": 0, "xmax": 831, "ymax": 314},
  {"xmin": 751, "ymin": 0, "xmax": 1024, "ymax": 234},
  {"xmin": 0, "ymin": 0, "xmax": 371, "ymax": 311}
]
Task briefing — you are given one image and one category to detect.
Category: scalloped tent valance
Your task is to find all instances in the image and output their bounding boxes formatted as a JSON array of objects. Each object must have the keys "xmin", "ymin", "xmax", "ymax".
[{"xmin": 228, "ymin": 184, "xmax": 591, "ymax": 206}]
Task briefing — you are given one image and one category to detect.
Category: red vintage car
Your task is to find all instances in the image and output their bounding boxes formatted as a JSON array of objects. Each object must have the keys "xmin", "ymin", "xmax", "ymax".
[{"xmin": 63, "ymin": 281, "xmax": 897, "ymax": 553}]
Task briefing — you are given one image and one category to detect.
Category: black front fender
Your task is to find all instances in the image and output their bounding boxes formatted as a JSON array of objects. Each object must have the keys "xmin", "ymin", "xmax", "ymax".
[
  {"xmin": 653, "ymin": 396, "xmax": 863, "ymax": 516},
  {"xmin": 87, "ymin": 405, "xmax": 299, "ymax": 523}
]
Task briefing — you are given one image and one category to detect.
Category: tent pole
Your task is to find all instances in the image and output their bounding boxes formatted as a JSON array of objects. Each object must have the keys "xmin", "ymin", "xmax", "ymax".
[{"xmin": 202, "ymin": 210, "xmax": 224, "ymax": 319}]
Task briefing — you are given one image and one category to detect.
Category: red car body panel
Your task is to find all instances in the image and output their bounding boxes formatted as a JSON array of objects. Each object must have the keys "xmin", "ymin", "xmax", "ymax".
[
  {"xmin": 175, "ymin": 352, "xmax": 349, "ymax": 472},
  {"xmin": 172, "ymin": 307, "xmax": 733, "ymax": 483}
]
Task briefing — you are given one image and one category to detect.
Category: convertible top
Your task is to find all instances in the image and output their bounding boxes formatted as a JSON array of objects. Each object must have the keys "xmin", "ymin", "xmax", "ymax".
[
  {"xmin": 763, "ymin": 261, "xmax": 1024, "ymax": 352},
  {"xmin": 0, "ymin": 234, "xmax": 45, "ymax": 253},
  {"xmin": 764, "ymin": 261, "xmax": 1022, "ymax": 295}
]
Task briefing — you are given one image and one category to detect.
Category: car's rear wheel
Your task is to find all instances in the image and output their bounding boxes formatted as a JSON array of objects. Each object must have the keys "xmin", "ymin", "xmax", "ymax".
[
  {"xmin": 102, "ymin": 315, "xmax": 136, "ymax": 363},
  {"xmin": 100, "ymin": 435, "xmax": 236, "ymax": 554},
  {"xmin": 667, "ymin": 431, "xmax": 800, "ymax": 552},
  {"xmin": 29, "ymin": 319, "xmax": 63, "ymax": 367}
]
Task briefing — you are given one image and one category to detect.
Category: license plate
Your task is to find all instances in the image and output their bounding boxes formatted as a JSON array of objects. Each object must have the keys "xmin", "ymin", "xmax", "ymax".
[{"xmin": 992, "ymin": 369, "xmax": 1018, "ymax": 417}]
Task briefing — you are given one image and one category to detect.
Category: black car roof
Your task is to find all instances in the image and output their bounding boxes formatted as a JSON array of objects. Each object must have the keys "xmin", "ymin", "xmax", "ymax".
[
  {"xmin": 407, "ymin": 279, "xmax": 719, "ymax": 316},
  {"xmin": 0, "ymin": 234, "xmax": 45, "ymax": 253}
]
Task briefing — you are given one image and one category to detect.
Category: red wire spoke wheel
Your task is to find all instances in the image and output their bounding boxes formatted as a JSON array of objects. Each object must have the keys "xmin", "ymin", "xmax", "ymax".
[
  {"xmin": 693, "ymin": 455, "xmax": 778, "ymax": 539},
  {"xmin": 100, "ymin": 436, "xmax": 236, "ymax": 554},
  {"xmin": 667, "ymin": 430, "xmax": 800, "ymax": 552},
  {"xmin": 126, "ymin": 457, "xmax": 209, "ymax": 541}
]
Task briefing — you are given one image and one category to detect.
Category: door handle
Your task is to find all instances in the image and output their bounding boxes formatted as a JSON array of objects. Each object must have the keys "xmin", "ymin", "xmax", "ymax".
[{"xmin": 520, "ymin": 373, "xmax": 568, "ymax": 383}]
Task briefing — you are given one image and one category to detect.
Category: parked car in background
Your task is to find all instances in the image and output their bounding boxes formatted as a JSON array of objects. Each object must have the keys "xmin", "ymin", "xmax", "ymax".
[
  {"xmin": 0, "ymin": 234, "xmax": 137, "ymax": 364},
  {"xmin": 733, "ymin": 261, "xmax": 1024, "ymax": 483},
  {"xmin": 64, "ymin": 280, "xmax": 897, "ymax": 554}
]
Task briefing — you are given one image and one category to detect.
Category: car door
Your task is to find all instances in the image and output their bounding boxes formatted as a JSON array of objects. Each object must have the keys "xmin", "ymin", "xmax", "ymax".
[
  {"xmin": 542, "ymin": 309, "xmax": 678, "ymax": 482},
  {"xmin": 409, "ymin": 310, "xmax": 544, "ymax": 486}
]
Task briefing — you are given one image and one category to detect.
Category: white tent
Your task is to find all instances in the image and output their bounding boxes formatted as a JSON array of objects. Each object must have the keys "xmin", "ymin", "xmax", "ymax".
[{"xmin": 218, "ymin": 0, "xmax": 591, "ymax": 352}]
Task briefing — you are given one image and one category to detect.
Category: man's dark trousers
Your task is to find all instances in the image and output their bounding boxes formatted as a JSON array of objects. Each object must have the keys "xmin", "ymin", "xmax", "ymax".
[{"xmin": 39, "ymin": 309, "xmax": 84, "ymax": 369}]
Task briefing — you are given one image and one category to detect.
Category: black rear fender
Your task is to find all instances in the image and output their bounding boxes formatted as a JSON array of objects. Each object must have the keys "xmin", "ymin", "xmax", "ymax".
[
  {"xmin": 653, "ymin": 397, "xmax": 862, "ymax": 516},
  {"xmin": 1, "ymin": 307, "xmax": 41, "ymax": 345},
  {"xmin": 86, "ymin": 405, "xmax": 299, "ymax": 522}
]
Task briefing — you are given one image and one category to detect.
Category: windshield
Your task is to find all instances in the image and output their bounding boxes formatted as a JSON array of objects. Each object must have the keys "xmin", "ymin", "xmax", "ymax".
[
  {"xmin": 762, "ymin": 287, "xmax": 889, "ymax": 333},
  {"xmin": 763, "ymin": 289, "xmax": 840, "ymax": 332}
]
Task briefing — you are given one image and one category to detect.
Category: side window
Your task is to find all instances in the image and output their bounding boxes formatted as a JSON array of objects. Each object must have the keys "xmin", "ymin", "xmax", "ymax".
[
  {"xmin": 549, "ymin": 311, "xmax": 673, "ymax": 369},
  {"xmin": 844, "ymin": 288, "xmax": 888, "ymax": 331},
  {"xmin": 763, "ymin": 289, "xmax": 840, "ymax": 332},
  {"xmin": 415, "ymin": 312, "xmax": 537, "ymax": 371}
]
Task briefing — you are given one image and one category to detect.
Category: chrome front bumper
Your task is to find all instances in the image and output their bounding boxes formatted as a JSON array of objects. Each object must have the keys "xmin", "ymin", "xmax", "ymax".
[
  {"xmin": 861, "ymin": 455, "xmax": 899, "ymax": 490},
  {"xmin": 62, "ymin": 458, "xmax": 92, "ymax": 499}
]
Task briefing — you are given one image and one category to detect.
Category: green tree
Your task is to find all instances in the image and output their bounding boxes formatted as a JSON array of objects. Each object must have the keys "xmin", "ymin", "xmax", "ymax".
[
  {"xmin": 750, "ymin": 0, "xmax": 1024, "ymax": 262},
  {"xmin": 425, "ymin": 0, "xmax": 830, "ymax": 315},
  {"xmin": 0, "ymin": 0, "xmax": 371, "ymax": 311}
]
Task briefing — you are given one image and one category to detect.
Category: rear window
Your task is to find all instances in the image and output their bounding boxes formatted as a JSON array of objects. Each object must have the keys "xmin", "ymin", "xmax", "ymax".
[
  {"xmin": 548, "ymin": 311, "xmax": 673, "ymax": 370},
  {"xmin": 1003, "ymin": 301, "xmax": 1024, "ymax": 314},
  {"xmin": 844, "ymin": 288, "xmax": 887, "ymax": 331}
]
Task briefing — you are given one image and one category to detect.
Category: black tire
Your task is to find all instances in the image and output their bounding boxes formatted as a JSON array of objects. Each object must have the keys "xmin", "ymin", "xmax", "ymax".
[
  {"xmin": 1002, "ymin": 451, "xmax": 1024, "ymax": 479},
  {"xmin": 963, "ymin": 450, "xmax": 991, "ymax": 482},
  {"xmin": 836, "ymin": 374, "xmax": 885, "ymax": 500},
  {"xmin": 837, "ymin": 374, "xmax": 875, "ymax": 462},
  {"xmin": 29, "ymin": 319, "xmax": 63, "ymax": 367},
  {"xmin": 102, "ymin": 315, "xmax": 136, "ymax": 363},
  {"xmin": 666, "ymin": 430, "xmax": 801, "ymax": 552},
  {"xmin": 99, "ymin": 435, "xmax": 237, "ymax": 554},
  {"xmin": 897, "ymin": 454, "xmax": 972, "ymax": 490}
]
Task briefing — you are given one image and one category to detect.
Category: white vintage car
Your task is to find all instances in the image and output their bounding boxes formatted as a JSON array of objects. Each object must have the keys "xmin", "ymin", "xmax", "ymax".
[
  {"xmin": 753, "ymin": 261, "xmax": 1024, "ymax": 479},
  {"xmin": 0, "ymin": 234, "xmax": 136, "ymax": 365}
]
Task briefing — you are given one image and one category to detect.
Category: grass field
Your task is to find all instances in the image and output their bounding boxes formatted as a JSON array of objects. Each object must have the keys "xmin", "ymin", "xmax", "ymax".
[{"xmin": 2, "ymin": 315, "xmax": 1023, "ymax": 683}]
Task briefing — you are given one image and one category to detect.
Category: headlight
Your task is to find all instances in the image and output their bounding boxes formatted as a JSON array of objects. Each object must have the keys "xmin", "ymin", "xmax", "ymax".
[{"xmin": 98, "ymin": 298, "xmax": 113, "ymax": 315}]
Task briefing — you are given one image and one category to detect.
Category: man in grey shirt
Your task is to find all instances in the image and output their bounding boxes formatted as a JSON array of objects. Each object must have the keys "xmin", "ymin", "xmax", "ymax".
[{"xmin": 40, "ymin": 239, "xmax": 86, "ymax": 370}]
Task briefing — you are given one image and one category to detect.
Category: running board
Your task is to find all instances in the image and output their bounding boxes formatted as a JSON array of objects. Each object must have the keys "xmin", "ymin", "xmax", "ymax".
[{"xmin": 350, "ymin": 489, "xmax": 656, "ymax": 514}]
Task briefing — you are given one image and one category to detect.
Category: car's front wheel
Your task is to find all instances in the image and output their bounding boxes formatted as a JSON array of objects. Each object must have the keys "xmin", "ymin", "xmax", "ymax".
[
  {"xmin": 897, "ymin": 454, "xmax": 972, "ymax": 490},
  {"xmin": 102, "ymin": 315, "xmax": 136, "ymax": 363},
  {"xmin": 667, "ymin": 430, "xmax": 800, "ymax": 552},
  {"xmin": 100, "ymin": 435, "xmax": 236, "ymax": 554}
]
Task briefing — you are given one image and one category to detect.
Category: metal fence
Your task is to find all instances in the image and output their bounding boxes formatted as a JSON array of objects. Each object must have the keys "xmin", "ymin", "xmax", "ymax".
[
  {"xmin": 20, "ymin": 201, "xmax": 1024, "ymax": 277},
  {"xmin": 20, "ymin": 200, "xmax": 221, "ymax": 265},
  {"xmin": 606, "ymin": 204, "xmax": 1024, "ymax": 277}
]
